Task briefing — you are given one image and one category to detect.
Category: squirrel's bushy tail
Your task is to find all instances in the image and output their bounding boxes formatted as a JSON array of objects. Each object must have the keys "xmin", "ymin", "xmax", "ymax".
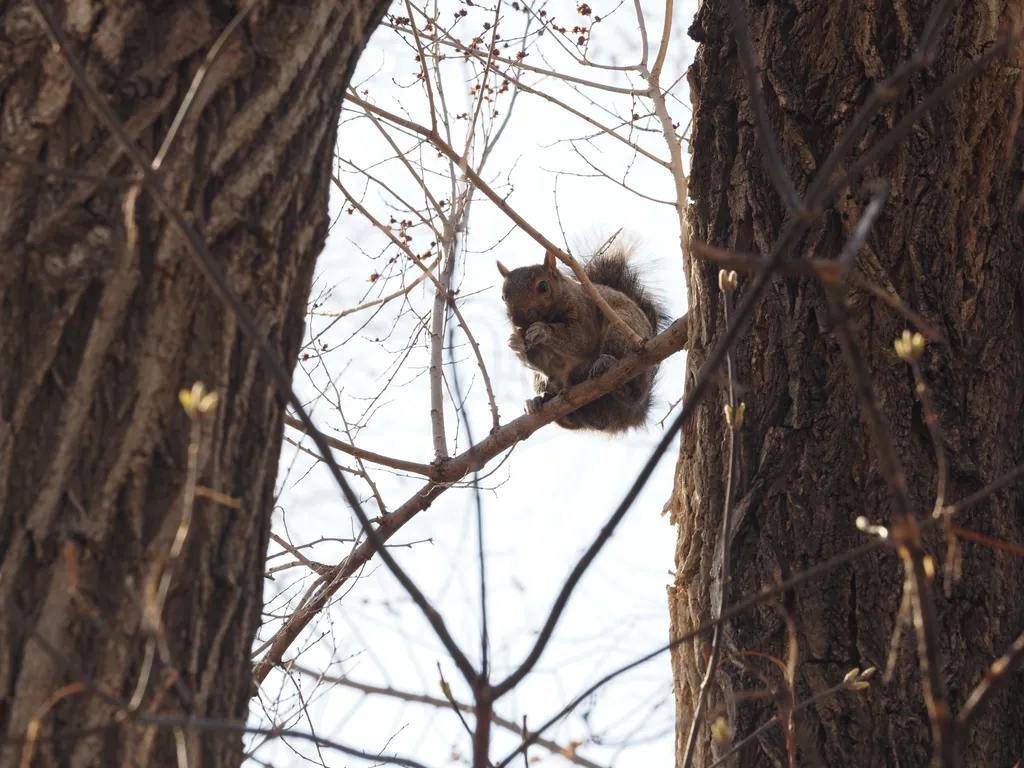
[{"xmin": 582, "ymin": 247, "xmax": 666, "ymax": 335}]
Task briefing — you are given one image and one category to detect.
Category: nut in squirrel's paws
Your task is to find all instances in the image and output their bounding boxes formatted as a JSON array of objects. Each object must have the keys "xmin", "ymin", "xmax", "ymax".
[{"xmin": 524, "ymin": 322, "xmax": 552, "ymax": 349}]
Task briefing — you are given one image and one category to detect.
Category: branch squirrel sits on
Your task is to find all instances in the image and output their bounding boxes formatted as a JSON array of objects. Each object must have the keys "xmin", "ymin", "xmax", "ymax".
[{"xmin": 497, "ymin": 246, "xmax": 666, "ymax": 433}]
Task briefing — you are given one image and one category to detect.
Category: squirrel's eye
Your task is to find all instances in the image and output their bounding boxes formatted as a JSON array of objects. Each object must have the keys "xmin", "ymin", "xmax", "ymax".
[{"xmin": 537, "ymin": 281, "xmax": 549, "ymax": 294}]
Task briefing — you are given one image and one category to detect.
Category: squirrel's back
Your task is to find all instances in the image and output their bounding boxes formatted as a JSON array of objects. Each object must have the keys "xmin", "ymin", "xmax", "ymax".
[{"xmin": 582, "ymin": 247, "xmax": 665, "ymax": 336}]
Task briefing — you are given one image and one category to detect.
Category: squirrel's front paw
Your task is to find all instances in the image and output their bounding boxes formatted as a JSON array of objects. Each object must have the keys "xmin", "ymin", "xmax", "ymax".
[
  {"xmin": 589, "ymin": 354, "xmax": 618, "ymax": 379},
  {"xmin": 508, "ymin": 332, "xmax": 527, "ymax": 355},
  {"xmin": 524, "ymin": 322, "xmax": 552, "ymax": 349}
]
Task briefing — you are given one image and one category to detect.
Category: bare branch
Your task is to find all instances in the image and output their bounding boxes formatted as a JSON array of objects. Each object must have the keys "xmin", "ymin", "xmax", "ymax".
[
  {"xmin": 255, "ymin": 313, "xmax": 690, "ymax": 684},
  {"xmin": 292, "ymin": 669, "xmax": 608, "ymax": 768},
  {"xmin": 283, "ymin": 415, "xmax": 434, "ymax": 477},
  {"xmin": 948, "ymin": 463, "xmax": 1024, "ymax": 516}
]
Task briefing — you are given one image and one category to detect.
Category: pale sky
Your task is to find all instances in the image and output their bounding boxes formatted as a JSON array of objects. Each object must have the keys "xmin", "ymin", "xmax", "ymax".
[{"xmin": 250, "ymin": 0, "xmax": 701, "ymax": 764}]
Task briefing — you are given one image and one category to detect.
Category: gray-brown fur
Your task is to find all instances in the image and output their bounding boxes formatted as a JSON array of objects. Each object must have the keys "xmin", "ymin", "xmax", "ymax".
[{"xmin": 498, "ymin": 247, "xmax": 665, "ymax": 433}]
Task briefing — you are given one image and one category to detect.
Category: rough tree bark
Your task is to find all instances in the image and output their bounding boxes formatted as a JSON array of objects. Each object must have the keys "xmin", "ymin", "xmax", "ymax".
[
  {"xmin": 669, "ymin": 3, "xmax": 1023, "ymax": 767},
  {"xmin": 0, "ymin": 0, "xmax": 390, "ymax": 765}
]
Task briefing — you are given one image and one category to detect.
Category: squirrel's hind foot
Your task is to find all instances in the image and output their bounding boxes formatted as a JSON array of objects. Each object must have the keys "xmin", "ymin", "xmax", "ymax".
[{"xmin": 526, "ymin": 392, "xmax": 554, "ymax": 415}]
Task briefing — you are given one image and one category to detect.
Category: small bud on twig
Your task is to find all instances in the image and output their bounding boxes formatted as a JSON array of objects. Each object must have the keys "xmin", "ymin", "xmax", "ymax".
[
  {"xmin": 718, "ymin": 269, "xmax": 739, "ymax": 293},
  {"xmin": 179, "ymin": 381, "xmax": 219, "ymax": 418},
  {"xmin": 894, "ymin": 329, "xmax": 925, "ymax": 361},
  {"xmin": 711, "ymin": 716, "xmax": 733, "ymax": 744}
]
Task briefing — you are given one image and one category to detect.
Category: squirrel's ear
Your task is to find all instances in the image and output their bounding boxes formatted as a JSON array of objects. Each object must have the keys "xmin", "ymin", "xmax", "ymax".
[
  {"xmin": 496, "ymin": 260, "xmax": 510, "ymax": 278},
  {"xmin": 543, "ymin": 250, "xmax": 558, "ymax": 273}
]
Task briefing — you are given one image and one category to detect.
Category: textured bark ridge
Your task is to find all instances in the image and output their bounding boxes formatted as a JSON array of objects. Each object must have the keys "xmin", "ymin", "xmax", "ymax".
[
  {"xmin": 0, "ymin": 1, "xmax": 389, "ymax": 764},
  {"xmin": 670, "ymin": 3, "xmax": 1024, "ymax": 766}
]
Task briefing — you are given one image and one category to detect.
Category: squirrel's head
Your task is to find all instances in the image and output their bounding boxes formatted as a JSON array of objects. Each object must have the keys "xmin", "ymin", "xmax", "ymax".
[{"xmin": 496, "ymin": 251, "xmax": 565, "ymax": 328}]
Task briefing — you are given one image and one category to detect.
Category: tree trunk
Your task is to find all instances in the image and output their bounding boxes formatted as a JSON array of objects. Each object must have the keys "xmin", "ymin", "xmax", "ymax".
[
  {"xmin": 0, "ymin": 1, "xmax": 389, "ymax": 765},
  {"xmin": 670, "ymin": 3, "xmax": 1023, "ymax": 767}
]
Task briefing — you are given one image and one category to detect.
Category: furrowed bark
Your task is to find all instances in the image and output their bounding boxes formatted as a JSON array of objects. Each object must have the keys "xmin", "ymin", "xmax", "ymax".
[
  {"xmin": 670, "ymin": 3, "xmax": 1024, "ymax": 766},
  {"xmin": 0, "ymin": 0, "xmax": 390, "ymax": 764}
]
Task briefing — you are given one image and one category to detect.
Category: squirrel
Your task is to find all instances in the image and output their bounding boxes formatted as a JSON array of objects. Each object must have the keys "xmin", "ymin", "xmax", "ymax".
[{"xmin": 497, "ymin": 246, "xmax": 665, "ymax": 433}]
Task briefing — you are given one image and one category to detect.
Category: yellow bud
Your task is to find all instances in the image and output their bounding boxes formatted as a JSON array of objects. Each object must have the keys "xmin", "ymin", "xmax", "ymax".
[
  {"xmin": 911, "ymin": 331, "xmax": 925, "ymax": 357},
  {"xmin": 198, "ymin": 391, "xmax": 219, "ymax": 414},
  {"xmin": 711, "ymin": 716, "xmax": 733, "ymax": 743},
  {"xmin": 179, "ymin": 381, "xmax": 218, "ymax": 417},
  {"xmin": 923, "ymin": 555, "xmax": 935, "ymax": 579},
  {"xmin": 894, "ymin": 329, "xmax": 925, "ymax": 362},
  {"xmin": 855, "ymin": 516, "xmax": 888, "ymax": 539},
  {"xmin": 718, "ymin": 269, "xmax": 738, "ymax": 293}
]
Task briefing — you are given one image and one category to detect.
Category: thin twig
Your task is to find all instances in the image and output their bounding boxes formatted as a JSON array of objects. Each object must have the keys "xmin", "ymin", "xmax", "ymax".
[
  {"xmin": 446, "ymin": 275, "xmax": 493, "ymax": 768},
  {"xmin": 282, "ymin": 415, "xmax": 434, "ymax": 477},
  {"xmin": 427, "ymin": 217, "xmax": 456, "ymax": 461},
  {"xmin": 948, "ymin": 463, "xmax": 1024, "ymax": 516},
  {"xmin": 308, "ymin": 254, "xmax": 441, "ymax": 320},
  {"xmin": 908, "ymin": 353, "xmax": 952, "ymax": 587},
  {"xmin": 437, "ymin": 664, "xmax": 474, "ymax": 738},
  {"xmin": 949, "ymin": 525, "xmax": 1024, "ymax": 557},
  {"xmin": 691, "ymin": 243, "xmax": 943, "ymax": 343},
  {"xmin": 153, "ymin": 3, "xmax": 262, "ymax": 170},
  {"xmin": 681, "ymin": 273, "xmax": 741, "ymax": 768},
  {"xmin": 388, "ymin": 15, "xmax": 646, "ymax": 96},
  {"xmin": 288, "ymin": 666, "xmax": 606, "ymax": 768},
  {"xmin": 632, "ymin": 0, "xmax": 650, "ymax": 68},
  {"xmin": 333, "ymin": 177, "xmax": 501, "ymax": 432},
  {"xmin": 707, "ymin": 673, "xmax": 872, "ymax": 768},
  {"xmin": 650, "ymin": 0, "xmax": 675, "ymax": 82},
  {"xmin": 129, "ymin": 389, "xmax": 209, "ymax": 711},
  {"xmin": 954, "ymin": 628, "xmax": 1024, "ymax": 740}
]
